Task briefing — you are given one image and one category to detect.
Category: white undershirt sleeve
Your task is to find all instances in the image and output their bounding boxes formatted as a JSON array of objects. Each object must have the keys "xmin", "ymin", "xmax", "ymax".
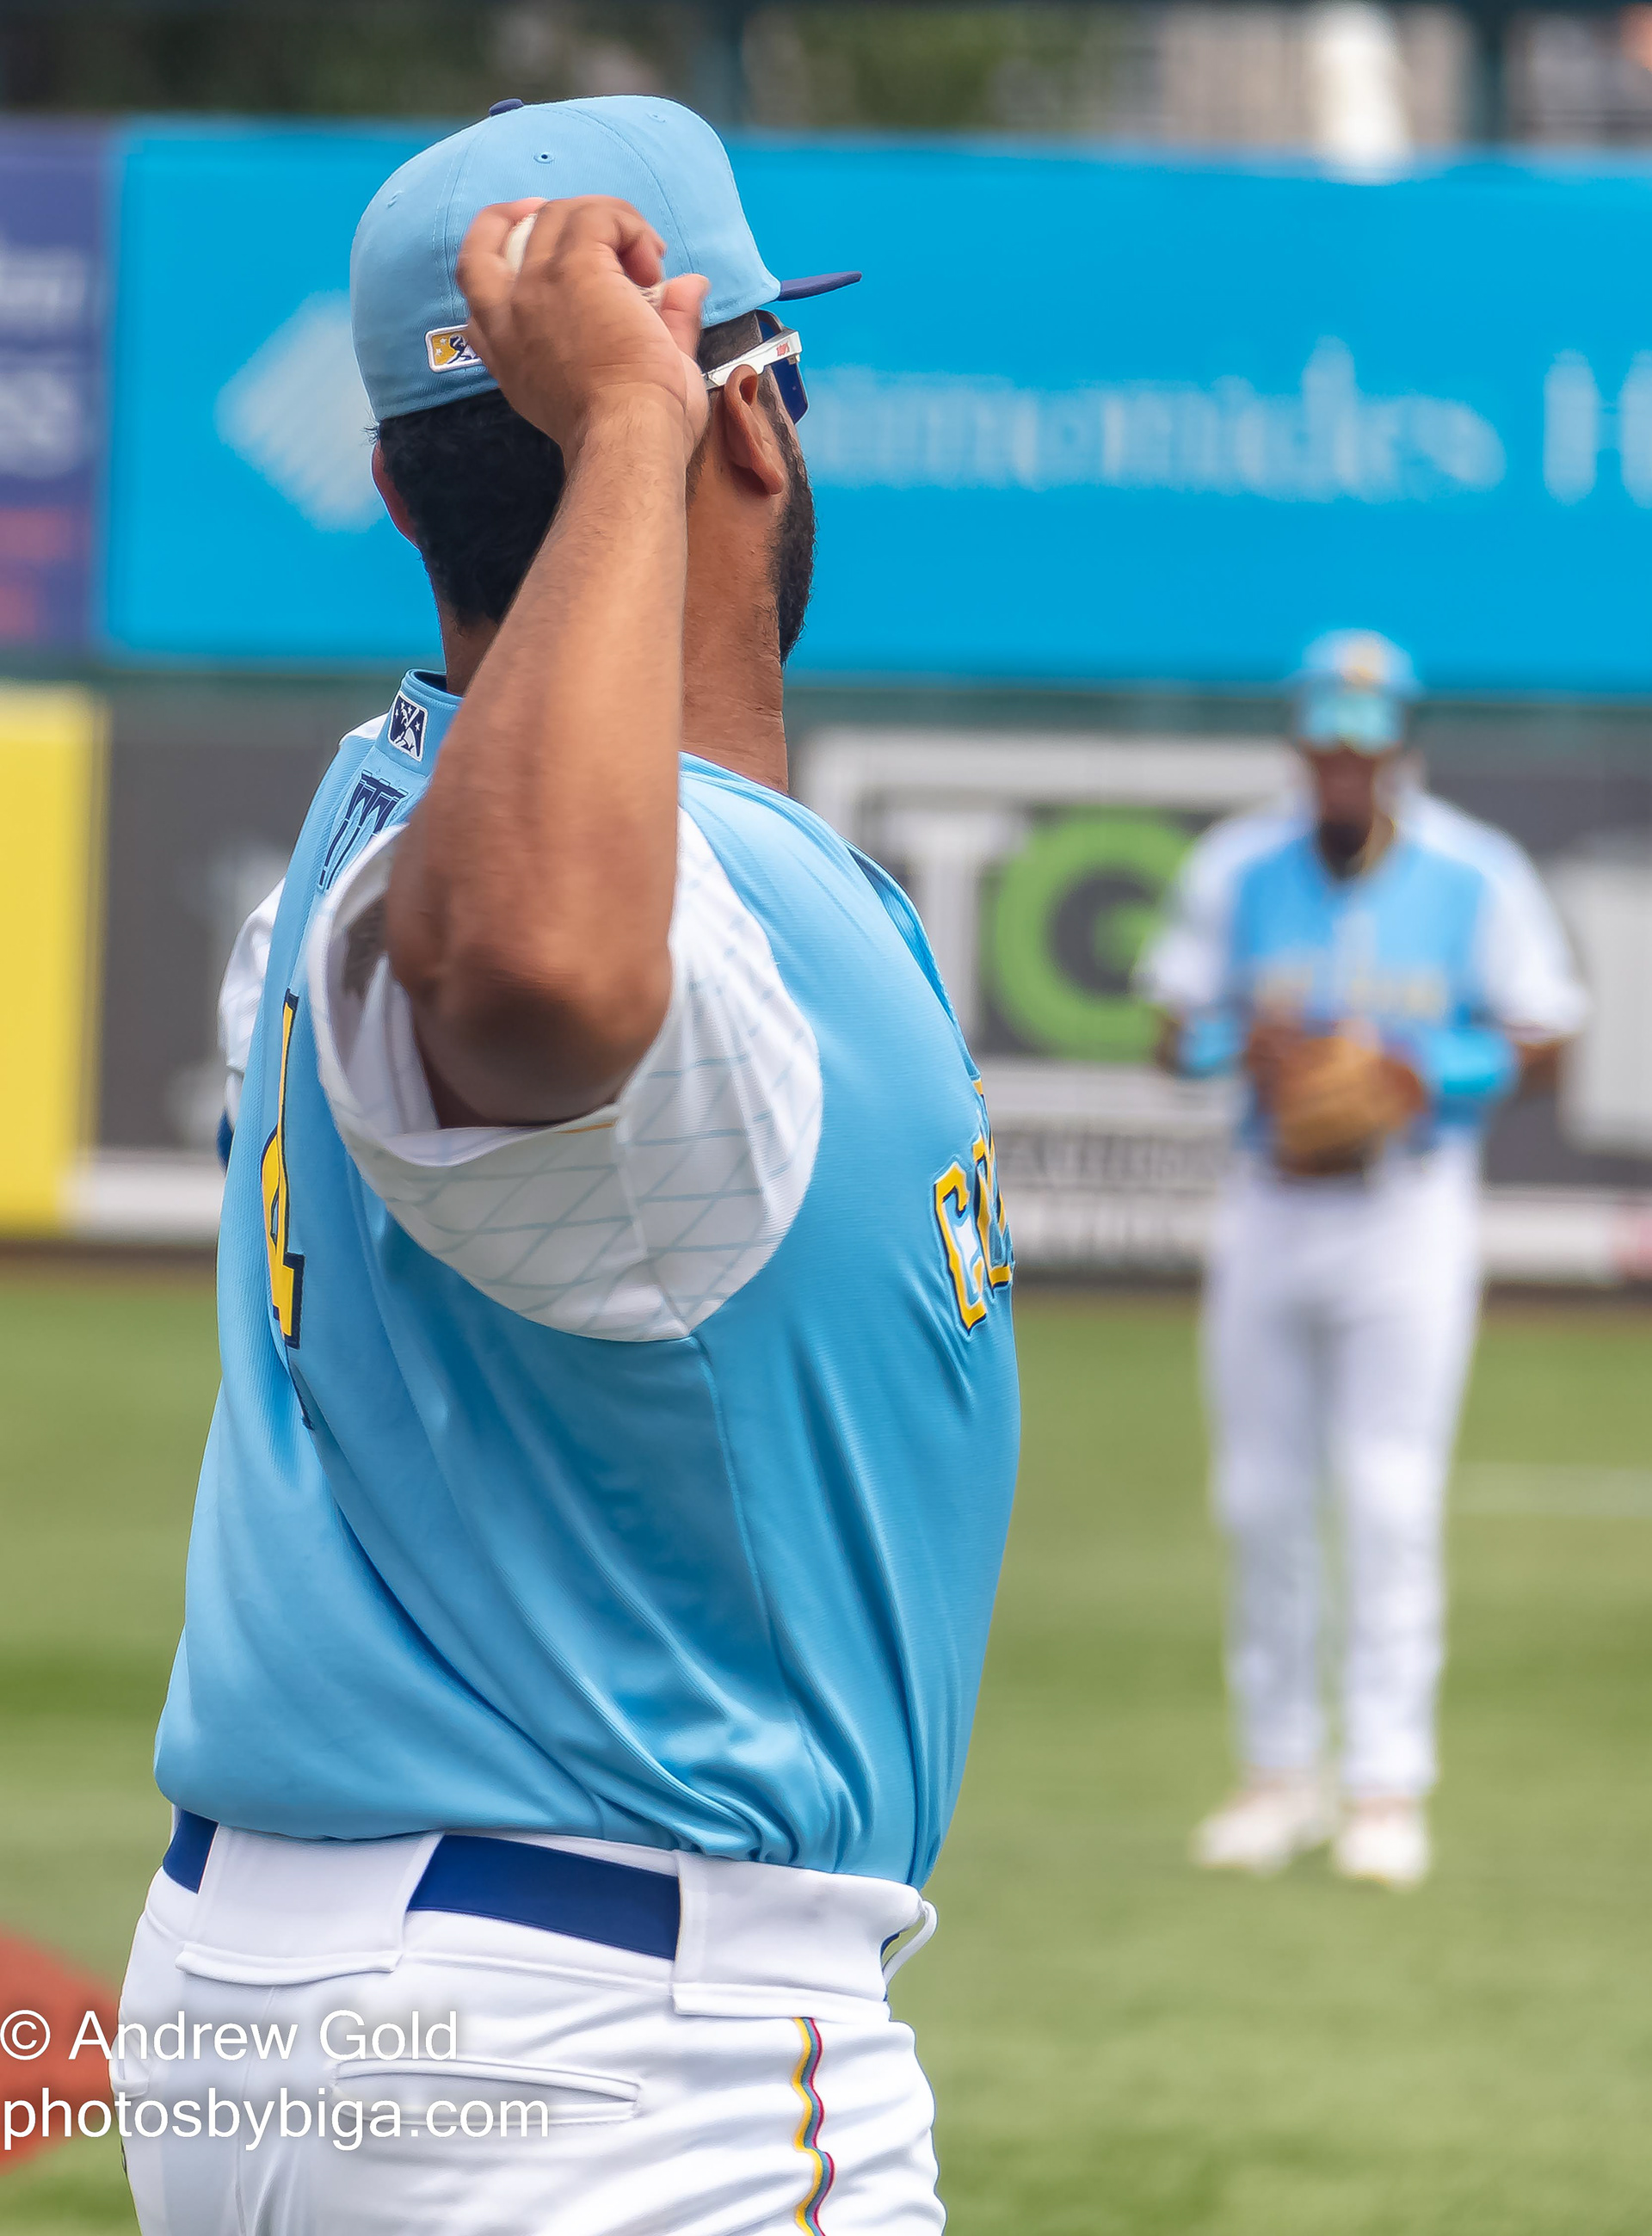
[
  {"xmin": 306, "ymin": 810, "xmax": 823, "ymax": 1343},
  {"xmin": 219, "ymin": 881, "xmax": 284, "ymax": 1128},
  {"xmin": 1135, "ymin": 853, "xmax": 1229, "ymax": 1013},
  {"xmin": 1474, "ymin": 845, "xmax": 1590, "ymax": 1042},
  {"xmin": 1134, "ymin": 813, "xmax": 1296, "ymax": 1014}
]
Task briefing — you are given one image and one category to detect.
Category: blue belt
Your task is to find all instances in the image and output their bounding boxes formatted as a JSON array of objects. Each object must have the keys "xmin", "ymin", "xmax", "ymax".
[{"xmin": 162, "ymin": 1813, "xmax": 681, "ymax": 1963}]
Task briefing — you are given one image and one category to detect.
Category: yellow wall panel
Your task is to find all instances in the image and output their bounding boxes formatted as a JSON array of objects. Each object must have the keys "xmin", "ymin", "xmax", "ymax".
[{"xmin": 0, "ymin": 688, "xmax": 107, "ymax": 1233}]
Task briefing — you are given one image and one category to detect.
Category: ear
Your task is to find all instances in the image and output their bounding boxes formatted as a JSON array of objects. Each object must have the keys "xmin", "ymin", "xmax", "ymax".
[
  {"xmin": 711, "ymin": 367, "xmax": 788, "ymax": 499},
  {"xmin": 372, "ymin": 442, "xmax": 421, "ymax": 546}
]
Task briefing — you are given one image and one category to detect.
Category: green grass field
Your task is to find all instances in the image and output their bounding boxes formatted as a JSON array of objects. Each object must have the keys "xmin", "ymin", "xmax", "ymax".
[{"xmin": 1, "ymin": 1272, "xmax": 1649, "ymax": 2234}]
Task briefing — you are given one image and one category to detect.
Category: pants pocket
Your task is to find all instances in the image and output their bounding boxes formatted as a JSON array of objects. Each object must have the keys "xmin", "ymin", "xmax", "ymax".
[{"xmin": 330, "ymin": 2056, "xmax": 641, "ymax": 2139}]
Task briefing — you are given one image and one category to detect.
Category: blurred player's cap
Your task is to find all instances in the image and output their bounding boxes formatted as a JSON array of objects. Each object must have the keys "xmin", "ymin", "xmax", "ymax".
[
  {"xmin": 1291, "ymin": 630, "xmax": 1420, "ymax": 755},
  {"xmin": 352, "ymin": 95, "xmax": 860, "ymax": 422}
]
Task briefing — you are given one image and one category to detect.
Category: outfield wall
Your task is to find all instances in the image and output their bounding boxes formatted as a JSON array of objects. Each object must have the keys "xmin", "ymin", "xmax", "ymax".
[{"xmin": 4, "ymin": 679, "xmax": 1649, "ymax": 1284}]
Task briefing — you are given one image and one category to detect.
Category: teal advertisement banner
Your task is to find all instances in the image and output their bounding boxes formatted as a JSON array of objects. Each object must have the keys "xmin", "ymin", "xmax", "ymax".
[
  {"xmin": 105, "ymin": 124, "xmax": 437, "ymax": 667},
  {"xmin": 102, "ymin": 129, "xmax": 1652, "ymax": 690}
]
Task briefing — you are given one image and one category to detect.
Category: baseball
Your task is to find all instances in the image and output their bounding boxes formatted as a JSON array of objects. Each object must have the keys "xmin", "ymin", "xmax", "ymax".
[{"xmin": 502, "ymin": 213, "xmax": 536, "ymax": 274}]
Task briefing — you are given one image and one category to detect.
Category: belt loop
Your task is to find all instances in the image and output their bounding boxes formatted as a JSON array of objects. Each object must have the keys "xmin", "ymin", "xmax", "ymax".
[{"xmin": 880, "ymin": 1900, "xmax": 938, "ymax": 1984}]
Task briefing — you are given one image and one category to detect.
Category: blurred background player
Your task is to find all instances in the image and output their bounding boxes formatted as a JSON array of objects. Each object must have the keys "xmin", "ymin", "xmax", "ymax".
[{"xmin": 1137, "ymin": 631, "xmax": 1587, "ymax": 1890}]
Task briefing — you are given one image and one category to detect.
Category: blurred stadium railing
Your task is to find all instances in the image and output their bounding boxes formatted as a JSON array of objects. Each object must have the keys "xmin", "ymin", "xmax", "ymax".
[{"xmin": 7, "ymin": 678, "xmax": 1645, "ymax": 1283}]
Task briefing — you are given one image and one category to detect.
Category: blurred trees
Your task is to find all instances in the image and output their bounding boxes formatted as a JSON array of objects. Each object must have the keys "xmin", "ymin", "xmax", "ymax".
[
  {"xmin": 0, "ymin": 2, "xmax": 1142, "ymax": 131},
  {"xmin": 743, "ymin": 7, "xmax": 1143, "ymax": 132},
  {"xmin": 0, "ymin": 3, "xmax": 681, "ymax": 114}
]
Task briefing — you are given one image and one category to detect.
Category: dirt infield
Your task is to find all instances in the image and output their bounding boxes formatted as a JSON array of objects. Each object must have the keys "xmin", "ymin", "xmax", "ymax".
[{"xmin": 0, "ymin": 1933, "xmax": 117, "ymax": 2171}]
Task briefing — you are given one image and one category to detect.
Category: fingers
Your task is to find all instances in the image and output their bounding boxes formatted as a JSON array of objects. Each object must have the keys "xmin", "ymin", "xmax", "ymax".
[
  {"xmin": 509, "ymin": 195, "xmax": 667, "ymax": 285},
  {"xmin": 456, "ymin": 198, "xmax": 550, "ymax": 315},
  {"xmin": 1244, "ymin": 1019, "xmax": 1299, "ymax": 1099},
  {"xmin": 656, "ymin": 274, "xmax": 708, "ymax": 364},
  {"xmin": 458, "ymin": 195, "xmax": 669, "ymax": 323},
  {"xmin": 603, "ymin": 200, "xmax": 669, "ymax": 288},
  {"xmin": 452, "ymin": 194, "xmax": 706, "ymax": 457}
]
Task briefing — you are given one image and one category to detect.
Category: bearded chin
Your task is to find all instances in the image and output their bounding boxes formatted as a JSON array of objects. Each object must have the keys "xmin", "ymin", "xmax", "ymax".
[
  {"xmin": 1318, "ymin": 817, "xmax": 1370, "ymax": 871},
  {"xmin": 772, "ymin": 449, "xmax": 817, "ymax": 663}
]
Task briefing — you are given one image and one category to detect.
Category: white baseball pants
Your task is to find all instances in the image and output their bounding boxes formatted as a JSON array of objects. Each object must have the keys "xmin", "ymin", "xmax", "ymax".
[
  {"xmin": 1202, "ymin": 1144, "xmax": 1481, "ymax": 1799},
  {"xmin": 116, "ymin": 1831, "xmax": 944, "ymax": 2236}
]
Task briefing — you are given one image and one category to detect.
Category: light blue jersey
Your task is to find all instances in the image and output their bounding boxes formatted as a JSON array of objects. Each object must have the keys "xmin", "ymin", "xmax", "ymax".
[
  {"xmin": 1138, "ymin": 786, "xmax": 1586, "ymax": 1150},
  {"xmin": 157, "ymin": 673, "xmax": 1019, "ymax": 1888}
]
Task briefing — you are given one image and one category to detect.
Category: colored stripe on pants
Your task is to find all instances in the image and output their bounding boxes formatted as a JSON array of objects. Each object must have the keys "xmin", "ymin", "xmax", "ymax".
[{"xmin": 791, "ymin": 2017, "xmax": 835, "ymax": 2232}]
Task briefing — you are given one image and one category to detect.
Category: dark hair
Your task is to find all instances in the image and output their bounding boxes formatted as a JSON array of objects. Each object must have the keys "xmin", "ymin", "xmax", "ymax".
[{"xmin": 375, "ymin": 312, "xmax": 767, "ymax": 628}]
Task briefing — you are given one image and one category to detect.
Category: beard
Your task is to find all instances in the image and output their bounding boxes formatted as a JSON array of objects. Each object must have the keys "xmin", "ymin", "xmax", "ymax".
[
  {"xmin": 1317, "ymin": 816, "xmax": 1372, "ymax": 872},
  {"xmin": 771, "ymin": 417, "xmax": 817, "ymax": 663}
]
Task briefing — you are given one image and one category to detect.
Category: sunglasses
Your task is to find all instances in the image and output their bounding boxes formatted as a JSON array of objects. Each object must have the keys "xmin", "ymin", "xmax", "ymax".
[
  {"xmin": 1296, "ymin": 688, "xmax": 1404, "ymax": 755},
  {"xmin": 703, "ymin": 309, "xmax": 808, "ymax": 424}
]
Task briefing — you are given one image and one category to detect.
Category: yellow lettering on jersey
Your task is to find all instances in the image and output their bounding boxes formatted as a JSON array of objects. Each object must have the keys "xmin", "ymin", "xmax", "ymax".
[
  {"xmin": 970, "ymin": 1129, "xmax": 1012, "ymax": 1292},
  {"xmin": 971, "ymin": 1078, "xmax": 1014, "ymax": 1294},
  {"xmin": 934, "ymin": 1162, "xmax": 989, "ymax": 1330},
  {"xmin": 261, "ymin": 990, "xmax": 306, "ymax": 1347},
  {"xmin": 972, "ymin": 1132, "xmax": 992, "ymax": 1271}
]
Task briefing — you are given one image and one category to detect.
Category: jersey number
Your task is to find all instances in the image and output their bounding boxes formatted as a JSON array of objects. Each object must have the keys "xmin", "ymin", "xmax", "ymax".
[{"xmin": 261, "ymin": 991, "xmax": 306, "ymax": 1347}]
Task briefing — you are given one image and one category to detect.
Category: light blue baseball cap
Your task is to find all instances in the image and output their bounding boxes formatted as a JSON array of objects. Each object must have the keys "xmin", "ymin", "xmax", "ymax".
[
  {"xmin": 1291, "ymin": 629, "xmax": 1421, "ymax": 754},
  {"xmin": 352, "ymin": 95, "xmax": 860, "ymax": 422}
]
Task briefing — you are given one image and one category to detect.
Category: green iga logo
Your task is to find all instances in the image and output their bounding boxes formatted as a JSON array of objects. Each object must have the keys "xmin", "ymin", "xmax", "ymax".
[{"xmin": 985, "ymin": 812, "xmax": 1191, "ymax": 1061}]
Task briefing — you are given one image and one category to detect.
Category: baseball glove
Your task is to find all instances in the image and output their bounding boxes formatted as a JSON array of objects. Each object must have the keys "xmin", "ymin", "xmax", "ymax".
[{"xmin": 1270, "ymin": 1032, "xmax": 1423, "ymax": 1175}]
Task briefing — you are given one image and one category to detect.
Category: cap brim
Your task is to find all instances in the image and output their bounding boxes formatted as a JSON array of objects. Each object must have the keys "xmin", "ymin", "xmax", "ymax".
[{"xmin": 772, "ymin": 270, "xmax": 861, "ymax": 301}]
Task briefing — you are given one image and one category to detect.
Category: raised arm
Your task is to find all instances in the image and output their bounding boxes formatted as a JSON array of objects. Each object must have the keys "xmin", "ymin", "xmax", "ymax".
[{"xmin": 383, "ymin": 195, "xmax": 710, "ymax": 1125}]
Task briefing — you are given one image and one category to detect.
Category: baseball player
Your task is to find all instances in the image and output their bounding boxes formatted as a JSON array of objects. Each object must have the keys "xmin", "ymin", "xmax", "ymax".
[
  {"xmin": 117, "ymin": 99, "xmax": 1018, "ymax": 2235},
  {"xmin": 1137, "ymin": 631, "xmax": 1585, "ymax": 1890}
]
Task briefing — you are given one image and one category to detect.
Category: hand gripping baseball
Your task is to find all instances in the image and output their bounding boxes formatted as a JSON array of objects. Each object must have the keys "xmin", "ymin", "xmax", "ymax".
[{"xmin": 456, "ymin": 195, "xmax": 710, "ymax": 461}]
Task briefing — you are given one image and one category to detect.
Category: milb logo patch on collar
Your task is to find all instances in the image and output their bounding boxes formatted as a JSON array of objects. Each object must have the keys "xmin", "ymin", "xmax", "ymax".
[
  {"xmin": 426, "ymin": 326, "xmax": 481, "ymax": 373},
  {"xmin": 386, "ymin": 693, "xmax": 427, "ymax": 761}
]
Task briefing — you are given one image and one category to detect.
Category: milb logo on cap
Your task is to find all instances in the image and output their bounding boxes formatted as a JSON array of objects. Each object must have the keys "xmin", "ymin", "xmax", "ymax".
[{"xmin": 426, "ymin": 326, "xmax": 481, "ymax": 373}]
